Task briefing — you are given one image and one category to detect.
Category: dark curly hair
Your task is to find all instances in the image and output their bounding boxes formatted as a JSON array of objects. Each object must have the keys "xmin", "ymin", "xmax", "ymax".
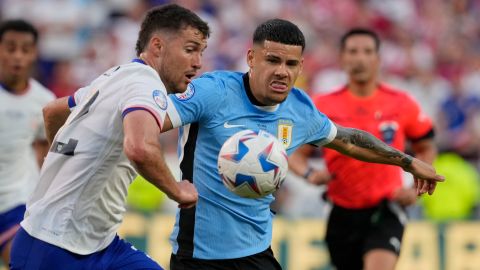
[{"xmin": 253, "ymin": 19, "xmax": 305, "ymax": 52}]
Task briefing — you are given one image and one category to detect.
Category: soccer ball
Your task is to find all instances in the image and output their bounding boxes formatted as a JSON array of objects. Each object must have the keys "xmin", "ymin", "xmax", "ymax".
[{"xmin": 217, "ymin": 129, "xmax": 288, "ymax": 198}]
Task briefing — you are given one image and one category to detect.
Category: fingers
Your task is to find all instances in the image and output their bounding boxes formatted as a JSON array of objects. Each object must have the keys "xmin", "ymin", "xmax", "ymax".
[
  {"xmin": 428, "ymin": 182, "xmax": 437, "ymax": 195},
  {"xmin": 435, "ymin": 174, "xmax": 446, "ymax": 182},
  {"xmin": 415, "ymin": 179, "xmax": 428, "ymax": 196}
]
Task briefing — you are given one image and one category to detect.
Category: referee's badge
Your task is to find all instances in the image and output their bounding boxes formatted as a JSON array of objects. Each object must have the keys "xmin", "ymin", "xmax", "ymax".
[{"xmin": 277, "ymin": 120, "xmax": 293, "ymax": 148}]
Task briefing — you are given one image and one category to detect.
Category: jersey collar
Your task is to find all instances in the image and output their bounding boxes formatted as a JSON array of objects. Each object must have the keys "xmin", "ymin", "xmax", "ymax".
[
  {"xmin": 132, "ymin": 58, "xmax": 146, "ymax": 65},
  {"xmin": 242, "ymin": 73, "xmax": 279, "ymax": 112}
]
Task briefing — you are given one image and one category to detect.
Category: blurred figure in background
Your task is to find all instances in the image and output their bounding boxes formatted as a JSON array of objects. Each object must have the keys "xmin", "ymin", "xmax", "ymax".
[
  {"xmin": 0, "ymin": 19, "xmax": 54, "ymax": 267},
  {"xmin": 289, "ymin": 28, "xmax": 437, "ymax": 270},
  {"xmin": 437, "ymin": 74, "xmax": 480, "ymax": 158}
]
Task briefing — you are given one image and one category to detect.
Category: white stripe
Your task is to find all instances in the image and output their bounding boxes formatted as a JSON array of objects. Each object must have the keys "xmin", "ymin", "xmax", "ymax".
[
  {"xmin": 166, "ymin": 96, "xmax": 182, "ymax": 128},
  {"xmin": 313, "ymin": 120, "xmax": 338, "ymax": 146},
  {"xmin": 388, "ymin": 201, "xmax": 408, "ymax": 225},
  {"xmin": 177, "ymin": 124, "xmax": 191, "ymax": 179}
]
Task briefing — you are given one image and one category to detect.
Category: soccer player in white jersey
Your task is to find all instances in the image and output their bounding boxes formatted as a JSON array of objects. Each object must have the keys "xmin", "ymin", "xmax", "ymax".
[
  {"xmin": 9, "ymin": 4, "xmax": 209, "ymax": 270},
  {"xmin": 0, "ymin": 19, "xmax": 55, "ymax": 267}
]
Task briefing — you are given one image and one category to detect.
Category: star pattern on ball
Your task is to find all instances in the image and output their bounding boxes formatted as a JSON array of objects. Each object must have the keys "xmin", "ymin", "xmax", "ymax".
[
  {"xmin": 258, "ymin": 142, "xmax": 279, "ymax": 173},
  {"xmin": 235, "ymin": 173, "xmax": 261, "ymax": 195},
  {"xmin": 220, "ymin": 131, "xmax": 256, "ymax": 163}
]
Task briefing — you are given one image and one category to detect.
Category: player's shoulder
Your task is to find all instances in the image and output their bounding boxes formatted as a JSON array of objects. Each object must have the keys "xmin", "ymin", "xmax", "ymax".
[
  {"xmin": 28, "ymin": 79, "xmax": 55, "ymax": 103},
  {"xmin": 193, "ymin": 70, "xmax": 243, "ymax": 91},
  {"xmin": 288, "ymin": 87, "xmax": 315, "ymax": 105},
  {"xmin": 119, "ymin": 61, "xmax": 159, "ymax": 79},
  {"xmin": 196, "ymin": 70, "xmax": 242, "ymax": 84},
  {"xmin": 284, "ymin": 87, "xmax": 323, "ymax": 115}
]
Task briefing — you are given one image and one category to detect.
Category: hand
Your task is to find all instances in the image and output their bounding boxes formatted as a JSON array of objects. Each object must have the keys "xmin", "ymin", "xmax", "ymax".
[
  {"xmin": 174, "ymin": 180, "xmax": 198, "ymax": 208},
  {"xmin": 392, "ymin": 188, "xmax": 417, "ymax": 207},
  {"xmin": 306, "ymin": 169, "xmax": 333, "ymax": 185},
  {"xmin": 404, "ymin": 158, "xmax": 445, "ymax": 196}
]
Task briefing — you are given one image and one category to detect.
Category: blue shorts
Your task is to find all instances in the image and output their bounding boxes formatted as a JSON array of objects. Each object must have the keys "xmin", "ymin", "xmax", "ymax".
[
  {"xmin": 10, "ymin": 227, "xmax": 163, "ymax": 270},
  {"xmin": 0, "ymin": 204, "xmax": 26, "ymax": 253}
]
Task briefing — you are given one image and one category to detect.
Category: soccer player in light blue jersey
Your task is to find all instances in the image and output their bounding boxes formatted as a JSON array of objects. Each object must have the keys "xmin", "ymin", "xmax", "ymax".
[{"xmin": 162, "ymin": 19, "xmax": 444, "ymax": 270}]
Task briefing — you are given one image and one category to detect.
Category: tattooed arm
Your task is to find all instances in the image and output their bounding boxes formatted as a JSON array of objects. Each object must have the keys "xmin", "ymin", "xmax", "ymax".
[{"xmin": 324, "ymin": 124, "xmax": 444, "ymax": 195}]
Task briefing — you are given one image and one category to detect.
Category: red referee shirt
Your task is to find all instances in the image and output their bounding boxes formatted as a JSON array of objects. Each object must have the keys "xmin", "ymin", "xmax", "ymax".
[{"xmin": 313, "ymin": 84, "xmax": 433, "ymax": 209}]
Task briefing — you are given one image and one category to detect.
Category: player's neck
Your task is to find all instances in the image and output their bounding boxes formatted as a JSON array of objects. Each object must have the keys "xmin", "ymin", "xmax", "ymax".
[
  {"xmin": 347, "ymin": 80, "xmax": 377, "ymax": 97},
  {"xmin": 0, "ymin": 75, "xmax": 29, "ymax": 94}
]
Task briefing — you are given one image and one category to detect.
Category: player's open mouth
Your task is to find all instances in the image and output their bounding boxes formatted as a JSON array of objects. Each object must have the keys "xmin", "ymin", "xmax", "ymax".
[
  {"xmin": 185, "ymin": 73, "xmax": 195, "ymax": 83},
  {"xmin": 270, "ymin": 81, "xmax": 288, "ymax": 92}
]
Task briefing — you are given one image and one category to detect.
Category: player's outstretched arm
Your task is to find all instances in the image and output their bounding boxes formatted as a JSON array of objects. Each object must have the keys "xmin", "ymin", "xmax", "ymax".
[
  {"xmin": 43, "ymin": 96, "xmax": 72, "ymax": 145},
  {"xmin": 324, "ymin": 124, "xmax": 445, "ymax": 195},
  {"xmin": 123, "ymin": 110, "xmax": 198, "ymax": 208}
]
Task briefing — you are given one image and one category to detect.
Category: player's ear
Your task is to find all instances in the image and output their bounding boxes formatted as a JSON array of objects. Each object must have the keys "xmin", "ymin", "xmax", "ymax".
[
  {"xmin": 149, "ymin": 34, "xmax": 164, "ymax": 57},
  {"xmin": 299, "ymin": 57, "xmax": 304, "ymax": 74},
  {"xmin": 247, "ymin": 48, "xmax": 254, "ymax": 68}
]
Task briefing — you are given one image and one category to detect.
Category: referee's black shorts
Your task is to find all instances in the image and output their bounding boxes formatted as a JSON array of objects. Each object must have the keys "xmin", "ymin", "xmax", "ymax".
[
  {"xmin": 170, "ymin": 247, "xmax": 282, "ymax": 270},
  {"xmin": 325, "ymin": 200, "xmax": 406, "ymax": 270}
]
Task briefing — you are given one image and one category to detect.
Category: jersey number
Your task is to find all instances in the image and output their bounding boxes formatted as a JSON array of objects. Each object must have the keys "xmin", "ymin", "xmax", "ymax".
[{"xmin": 51, "ymin": 90, "xmax": 99, "ymax": 156}]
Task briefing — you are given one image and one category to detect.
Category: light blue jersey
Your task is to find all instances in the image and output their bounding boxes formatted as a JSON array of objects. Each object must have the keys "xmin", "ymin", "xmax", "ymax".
[{"xmin": 166, "ymin": 71, "xmax": 336, "ymax": 259}]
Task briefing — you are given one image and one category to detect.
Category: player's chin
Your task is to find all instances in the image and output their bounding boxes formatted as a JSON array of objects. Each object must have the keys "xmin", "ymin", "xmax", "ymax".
[
  {"xmin": 171, "ymin": 82, "xmax": 189, "ymax": 94},
  {"xmin": 352, "ymin": 74, "xmax": 372, "ymax": 83},
  {"xmin": 269, "ymin": 94, "xmax": 288, "ymax": 105}
]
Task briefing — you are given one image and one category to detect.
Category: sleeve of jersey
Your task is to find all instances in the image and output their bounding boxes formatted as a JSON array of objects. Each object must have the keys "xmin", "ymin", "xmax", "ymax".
[
  {"xmin": 403, "ymin": 95, "xmax": 433, "ymax": 140},
  {"xmin": 166, "ymin": 76, "xmax": 224, "ymax": 129},
  {"xmin": 67, "ymin": 86, "xmax": 89, "ymax": 111},
  {"xmin": 306, "ymin": 104, "xmax": 337, "ymax": 146},
  {"xmin": 119, "ymin": 74, "xmax": 168, "ymax": 130}
]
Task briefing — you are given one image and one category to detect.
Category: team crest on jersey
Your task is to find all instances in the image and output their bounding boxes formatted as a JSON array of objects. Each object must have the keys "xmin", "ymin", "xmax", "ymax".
[
  {"xmin": 152, "ymin": 90, "xmax": 167, "ymax": 110},
  {"xmin": 175, "ymin": 84, "xmax": 195, "ymax": 101},
  {"xmin": 379, "ymin": 121, "xmax": 398, "ymax": 144},
  {"xmin": 277, "ymin": 120, "xmax": 293, "ymax": 148}
]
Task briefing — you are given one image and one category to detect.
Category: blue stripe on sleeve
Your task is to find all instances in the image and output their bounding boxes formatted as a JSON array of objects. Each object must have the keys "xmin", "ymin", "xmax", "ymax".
[{"xmin": 68, "ymin": 95, "xmax": 76, "ymax": 108}]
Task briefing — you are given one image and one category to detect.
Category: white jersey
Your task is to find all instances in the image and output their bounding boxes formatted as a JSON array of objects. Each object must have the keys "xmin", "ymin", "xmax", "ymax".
[
  {"xmin": 21, "ymin": 61, "xmax": 169, "ymax": 255},
  {"xmin": 0, "ymin": 79, "xmax": 55, "ymax": 213}
]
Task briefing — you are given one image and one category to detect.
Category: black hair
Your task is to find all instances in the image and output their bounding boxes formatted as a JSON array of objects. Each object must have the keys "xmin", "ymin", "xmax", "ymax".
[
  {"xmin": 340, "ymin": 28, "xmax": 380, "ymax": 51},
  {"xmin": 253, "ymin": 19, "xmax": 305, "ymax": 52},
  {"xmin": 135, "ymin": 4, "xmax": 210, "ymax": 56},
  {"xmin": 0, "ymin": 19, "xmax": 38, "ymax": 44}
]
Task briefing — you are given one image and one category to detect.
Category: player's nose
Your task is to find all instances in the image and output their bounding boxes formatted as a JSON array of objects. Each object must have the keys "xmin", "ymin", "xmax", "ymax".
[
  {"xmin": 192, "ymin": 53, "xmax": 202, "ymax": 70},
  {"xmin": 274, "ymin": 64, "xmax": 288, "ymax": 78}
]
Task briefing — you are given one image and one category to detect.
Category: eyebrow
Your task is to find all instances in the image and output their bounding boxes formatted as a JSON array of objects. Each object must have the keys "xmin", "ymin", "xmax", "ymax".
[
  {"xmin": 266, "ymin": 54, "xmax": 299, "ymax": 64},
  {"xmin": 186, "ymin": 40, "xmax": 207, "ymax": 48},
  {"xmin": 265, "ymin": 54, "xmax": 281, "ymax": 60}
]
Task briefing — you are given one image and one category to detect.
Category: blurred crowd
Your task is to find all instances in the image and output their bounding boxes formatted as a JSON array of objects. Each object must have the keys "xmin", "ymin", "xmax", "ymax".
[{"xmin": 1, "ymin": 0, "xmax": 480, "ymax": 220}]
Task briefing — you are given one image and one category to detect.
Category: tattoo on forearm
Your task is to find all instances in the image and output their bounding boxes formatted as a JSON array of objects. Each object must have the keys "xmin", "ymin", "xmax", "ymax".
[{"xmin": 337, "ymin": 127, "xmax": 413, "ymax": 167}]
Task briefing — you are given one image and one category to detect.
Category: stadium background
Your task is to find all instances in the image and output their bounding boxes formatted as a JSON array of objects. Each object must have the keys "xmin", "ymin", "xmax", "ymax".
[{"xmin": 1, "ymin": 0, "xmax": 480, "ymax": 269}]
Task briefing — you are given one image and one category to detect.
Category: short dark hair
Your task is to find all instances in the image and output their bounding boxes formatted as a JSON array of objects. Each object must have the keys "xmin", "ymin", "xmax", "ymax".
[
  {"xmin": 253, "ymin": 19, "xmax": 305, "ymax": 52},
  {"xmin": 0, "ymin": 19, "xmax": 38, "ymax": 44},
  {"xmin": 340, "ymin": 28, "xmax": 380, "ymax": 51},
  {"xmin": 135, "ymin": 4, "xmax": 210, "ymax": 56}
]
